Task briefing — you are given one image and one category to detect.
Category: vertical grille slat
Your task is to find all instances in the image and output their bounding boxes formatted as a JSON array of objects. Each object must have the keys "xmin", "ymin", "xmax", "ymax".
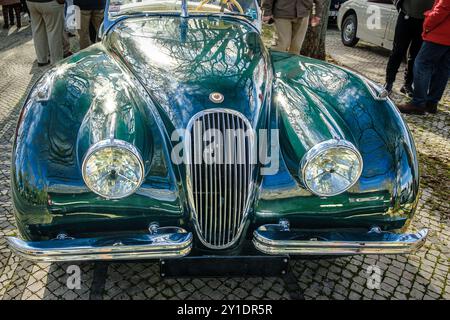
[
  {"xmin": 202, "ymin": 115, "xmax": 207, "ymax": 236},
  {"xmin": 232, "ymin": 116, "xmax": 239, "ymax": 239},
  {"xmin": 207, "ymin": 114, "xmax": 213, "ymax": 243},
  {"xmin": 221, "ymin": 113, "xmax": 226, "ymax": 247},
  {"xmin": 210, "ymin": 114, "xmax": 219, "ymax": 245},
  {"xmin": 193, "ymin": 119, "xmax": 200, "ymax": 229},
  {"xmin": 227, "ymin": 112, "xmax": 233, "ymax": 244},
  {"xmin": 187, "ymin": 110, "xmax": 254, "ymax": 249},
  {"xmin": 239, "ymin": 118, "xmax": 244, "ymax": 237}
]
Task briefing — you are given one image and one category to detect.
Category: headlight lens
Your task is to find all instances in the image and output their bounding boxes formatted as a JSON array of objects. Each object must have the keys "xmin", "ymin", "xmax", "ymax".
[
  {"xmin": 300, "ymin": 140, "xmax": 363, "ymax": 197},
  {"xmin": 82, "ymin": 140, "xmax": 144, "ymax": 199}
]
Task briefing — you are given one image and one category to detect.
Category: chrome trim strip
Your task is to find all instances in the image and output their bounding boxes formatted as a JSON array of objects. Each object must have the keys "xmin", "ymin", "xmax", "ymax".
[
  {"xmin": 253, "ymin": 224, "xmax": 428, "ymax": 256},
  {"xmin": 7, "ymin": 227, "xmax": 192, "ymax": 262},
  {"xmin": 359, "ymin": 75, "xmax": 389, "ymax": 101},
  {"xmin": 337, "ymin": 65, "xmax": 388, "ymax": 101}
]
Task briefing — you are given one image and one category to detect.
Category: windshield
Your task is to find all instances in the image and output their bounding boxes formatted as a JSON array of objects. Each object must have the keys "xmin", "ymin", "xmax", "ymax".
[{"xmin": 108, "ymin": 0, "xmax": 259, "ymax": 20}]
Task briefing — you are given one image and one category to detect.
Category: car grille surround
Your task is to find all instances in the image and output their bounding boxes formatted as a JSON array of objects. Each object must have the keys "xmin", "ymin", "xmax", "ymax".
[{"xmin": 186, "ymin": 109, "xmax": 255, "ymax": 249}]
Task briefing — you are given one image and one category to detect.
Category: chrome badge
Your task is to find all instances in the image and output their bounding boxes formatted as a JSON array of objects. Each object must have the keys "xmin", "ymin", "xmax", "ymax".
[{"xmin": 209, "ymin": 92, "xmax": 224, "ymax": 104}]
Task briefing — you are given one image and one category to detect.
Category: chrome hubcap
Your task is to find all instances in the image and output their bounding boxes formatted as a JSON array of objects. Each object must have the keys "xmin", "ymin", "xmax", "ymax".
[{"xmin": 343, "ymin": 21, "xmax": 355, "ymax": 42}]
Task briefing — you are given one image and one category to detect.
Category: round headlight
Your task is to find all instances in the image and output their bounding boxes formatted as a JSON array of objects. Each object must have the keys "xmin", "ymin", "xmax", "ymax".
[
  {"xmin": 300, "ymin": 139, "xmax": 363, "ymax": 197},
  {"xmin": 82, "ymin": 140, "xmax": 144, "ymax": 199}
]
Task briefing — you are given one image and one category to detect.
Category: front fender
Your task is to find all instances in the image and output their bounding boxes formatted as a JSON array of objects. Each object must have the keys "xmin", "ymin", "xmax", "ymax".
[
  {"xmin": 254, "ymin": 52, "xmax": 419, "ymax": 230},
  {"xmin": 12, "ymin": 45, "xmax": 184, "ymax": 240}
]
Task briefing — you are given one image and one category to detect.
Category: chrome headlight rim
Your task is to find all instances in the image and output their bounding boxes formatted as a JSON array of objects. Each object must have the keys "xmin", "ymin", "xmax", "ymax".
[
  {"xmin": 300, "ymin": 139, "xmax": 363, "ymax": 197},
  {"xmin": 82, "ymin": 139, "xmax": 145, "ymax": 199}
]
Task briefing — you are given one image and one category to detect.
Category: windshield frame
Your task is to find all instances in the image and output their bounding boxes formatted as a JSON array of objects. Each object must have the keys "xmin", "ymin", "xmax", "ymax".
[{"xmin": 103, "ymin": 0, "xmax": 261, "ymax": 32}]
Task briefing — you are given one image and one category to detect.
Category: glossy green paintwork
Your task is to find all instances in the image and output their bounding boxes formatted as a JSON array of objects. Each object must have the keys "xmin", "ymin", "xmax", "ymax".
[
  {"xmin": 11, "ymin": 15, "xmax": 419, "ymax": 246},
  {"xmin": 254, "ymin": 51, "xmax": 419, "ymax": 230},
  {"xmin": 105, "ymin": 16, "xmax": 271, "ymax": 130},
  {"xmin": 12, "ymin": 45, "xmax": 184, "ymax": 240}
]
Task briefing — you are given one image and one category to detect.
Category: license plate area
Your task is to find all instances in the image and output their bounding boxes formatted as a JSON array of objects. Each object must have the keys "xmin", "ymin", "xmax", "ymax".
[{"xmin": 160, "ymin": 256, "xmax": 289, "ymax": 278}]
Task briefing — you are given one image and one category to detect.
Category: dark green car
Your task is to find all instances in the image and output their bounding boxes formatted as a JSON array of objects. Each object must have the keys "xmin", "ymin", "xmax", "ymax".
[{"xmin": 7, "ymin": 0, "xmax": 426, "ymax": 274}]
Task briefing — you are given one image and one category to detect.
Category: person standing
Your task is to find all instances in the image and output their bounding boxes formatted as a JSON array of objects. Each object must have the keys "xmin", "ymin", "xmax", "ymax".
[
  {"xmin": 74, "ymin": 0, "xmax": 105, "ymax": 50},
  {"xmin": 1, "ymin": 0, "xmax": 22, "ymax": 29},
  {"xmin": 261, "ymin": 0, "xmax": 323, "ymax": 54},
  {"xmin": 384, "ymin": 0, "xmax": 435, "ymax": 96},
  {"xmin": 27, "ymin": 0, "xmax": 64, "ymax": 66},
  {"xmin": 397, "ymin": 0, "xmax": 450, "ymax": 115}
]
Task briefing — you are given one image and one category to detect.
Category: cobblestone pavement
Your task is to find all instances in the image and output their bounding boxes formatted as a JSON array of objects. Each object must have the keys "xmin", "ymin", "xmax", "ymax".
[{"xmin": 0, "ymin": 18, "xmax": 448, "ymax": 300}]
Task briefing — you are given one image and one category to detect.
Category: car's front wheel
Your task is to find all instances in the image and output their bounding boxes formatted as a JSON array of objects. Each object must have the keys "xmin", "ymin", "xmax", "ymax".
[{"xmin": 341, "ymin": 14, "xmax": 359, "ymax": 47}]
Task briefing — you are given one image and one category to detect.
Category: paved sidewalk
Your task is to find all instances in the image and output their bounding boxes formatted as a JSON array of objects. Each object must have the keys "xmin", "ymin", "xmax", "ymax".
[{"xmin": 0, "ymin": 20, "xmax": 448, "ymax": 300}]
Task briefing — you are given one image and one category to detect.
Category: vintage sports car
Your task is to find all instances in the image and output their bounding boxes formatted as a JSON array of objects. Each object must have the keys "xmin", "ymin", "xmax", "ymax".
[{"xmin": 7, "ymin": 0, "xmax": 427, "ymax": 275}]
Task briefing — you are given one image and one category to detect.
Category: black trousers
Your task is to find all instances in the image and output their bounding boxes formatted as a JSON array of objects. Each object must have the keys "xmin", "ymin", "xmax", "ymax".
[
  {"xmin": 385, "ymin": 12, "xmax": 424, "ymax": 86},
  {"xmin": 21, "ymin": 0, "xmax": 29, "ymax": 15},
  {"xmin": 2, "ymin": 4, "xmax": 21, "ymax": 26}
]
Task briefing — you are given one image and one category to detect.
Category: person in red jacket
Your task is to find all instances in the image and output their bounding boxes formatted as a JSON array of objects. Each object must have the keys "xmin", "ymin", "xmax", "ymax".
[{"xmin": 398, "ymin": 0, "xmax": 450, "ymax": 115}]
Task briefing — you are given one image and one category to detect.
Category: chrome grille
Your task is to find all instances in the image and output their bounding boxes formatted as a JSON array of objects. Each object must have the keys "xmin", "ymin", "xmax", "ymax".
[{"xmin": 186, "ymin": 109, "xmax": 254, "ymax": 249}]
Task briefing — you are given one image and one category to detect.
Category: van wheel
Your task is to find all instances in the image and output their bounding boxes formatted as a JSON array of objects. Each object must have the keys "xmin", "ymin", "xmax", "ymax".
[{"xmin": 341, "ymin": 14, "xmax": 359, "ymax": 47}]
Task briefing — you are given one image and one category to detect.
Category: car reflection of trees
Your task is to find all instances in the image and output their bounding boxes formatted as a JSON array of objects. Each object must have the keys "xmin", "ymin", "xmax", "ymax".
[{"xmin": 110, "ymin": 17, "xmax": 265, "ymax": 124}]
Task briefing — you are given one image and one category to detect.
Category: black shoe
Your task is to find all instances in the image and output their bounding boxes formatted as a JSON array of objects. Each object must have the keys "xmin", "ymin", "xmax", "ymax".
[
  {"xmin": 2, "ymin": 24, "xmax": 9, "ymax": 29},
  {"xmin": 425, "ymin": 102, "xmax": 438, "ymax": 114},
  {"xmin": 400, "ymin": 84, "xmax": 413, "ymax": 97},
  {"xmin": 37, "ymin": 61, "xmax": 50, "ymax": 67},
  {"xmin": 384, "ymin": 82, "xmax": 393, "ymax": 94}
]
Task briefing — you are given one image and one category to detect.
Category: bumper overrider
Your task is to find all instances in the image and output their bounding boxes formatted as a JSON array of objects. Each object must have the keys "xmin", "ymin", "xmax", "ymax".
[{"xmin": 6, "ymin": 222, "xmax": 428, "ymax": 262}]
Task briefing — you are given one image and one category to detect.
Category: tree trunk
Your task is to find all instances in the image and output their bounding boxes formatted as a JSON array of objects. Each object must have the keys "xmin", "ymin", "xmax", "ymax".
[{"xmin": 300, "ymin": 0, "xmax": 332, "ymax": 60}]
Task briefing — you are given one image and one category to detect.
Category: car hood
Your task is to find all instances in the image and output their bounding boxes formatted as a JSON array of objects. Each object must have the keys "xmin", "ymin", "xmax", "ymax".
[{"xmin": 105, "ymin": 16, "xmax": 272, "ymax": 133}]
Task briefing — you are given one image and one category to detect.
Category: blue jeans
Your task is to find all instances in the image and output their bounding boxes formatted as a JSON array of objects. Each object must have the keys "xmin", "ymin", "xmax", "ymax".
[{"xmin": 413, "ymin": 41, "xmax": 450, "ymax": 107}]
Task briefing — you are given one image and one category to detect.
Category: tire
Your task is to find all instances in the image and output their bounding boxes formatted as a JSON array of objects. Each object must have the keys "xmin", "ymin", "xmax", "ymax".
[{"xmin": 341, "ymin": 13, "xmax": 359, "ymax": 47}]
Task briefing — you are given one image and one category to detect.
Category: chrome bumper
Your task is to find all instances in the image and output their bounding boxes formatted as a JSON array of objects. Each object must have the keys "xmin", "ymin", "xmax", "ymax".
[
  {"xmin": 253, "ymin": 223, "xmax": 428, "ymax": 256},
  {"xmin": 7, "ymin": 227, "xmax": 192, "ymax": 262}
]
